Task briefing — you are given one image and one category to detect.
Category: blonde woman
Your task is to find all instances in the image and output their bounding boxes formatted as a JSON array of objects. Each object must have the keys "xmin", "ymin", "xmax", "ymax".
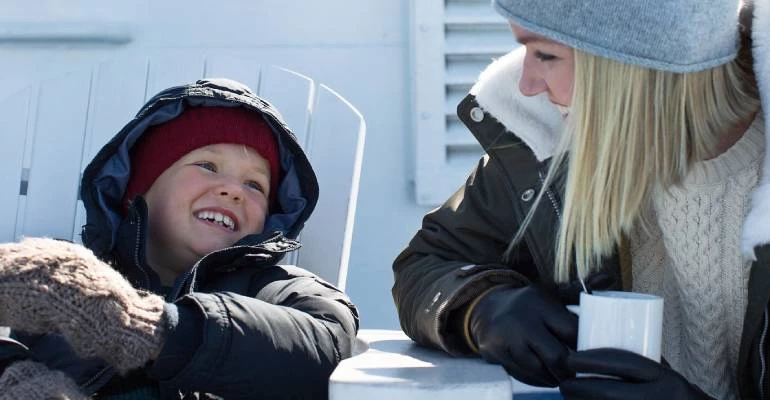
[{"xmin": 392, "ymin": 0, "xmax": 770, "ymax": 398}]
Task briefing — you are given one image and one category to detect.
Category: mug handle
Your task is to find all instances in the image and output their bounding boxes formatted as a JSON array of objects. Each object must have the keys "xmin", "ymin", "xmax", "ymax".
[{"xmin": 566, "ymin": 305, "xmax": 580, "ymax": 315}]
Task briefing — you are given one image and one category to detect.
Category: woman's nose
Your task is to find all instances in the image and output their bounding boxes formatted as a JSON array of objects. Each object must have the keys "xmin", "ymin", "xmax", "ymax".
[
  {"xmin": 518, "ymin": 61, "xmax": 547, "ymax": 97},
  {"xmin": 519, "ymin": 73, "xmax": 547, "ymax": 97}
]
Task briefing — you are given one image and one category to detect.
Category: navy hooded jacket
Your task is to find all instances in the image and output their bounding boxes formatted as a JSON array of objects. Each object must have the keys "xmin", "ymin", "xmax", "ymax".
[{"xmin": 0, "ymin": 78, "xmax": 359, "ymax": 399}]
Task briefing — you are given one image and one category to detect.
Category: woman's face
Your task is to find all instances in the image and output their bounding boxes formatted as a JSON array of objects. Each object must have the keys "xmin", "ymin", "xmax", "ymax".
[{"xmin": 511, "ymin": 23, "xmax": 575, "ymax": 108}]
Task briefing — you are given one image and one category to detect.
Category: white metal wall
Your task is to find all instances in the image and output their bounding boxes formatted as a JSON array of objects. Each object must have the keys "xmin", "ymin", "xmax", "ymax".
[
  {"xmin": 411, "ymin": 0, "xmax": 514, "ymax": 206},
  {"xmin": 0, "ymin": 0, "xmax": 514, "ymax": 329}
]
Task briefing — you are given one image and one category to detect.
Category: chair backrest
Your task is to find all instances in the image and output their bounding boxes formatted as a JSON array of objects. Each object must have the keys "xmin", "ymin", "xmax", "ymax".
[{"xmin": 0, "ymin": 56, "xmax": 365, "ymax": 290}]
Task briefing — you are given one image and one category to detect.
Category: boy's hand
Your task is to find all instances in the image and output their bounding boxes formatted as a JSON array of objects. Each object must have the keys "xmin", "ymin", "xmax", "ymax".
[
  {"xmin": 0, "ymin": 360, "xmax": 86, "ymax": 400},
  {"xmin": 0, "ymin": 238, "xmax": 166, "ymax": 372},
  {"xmin": 560, "ymin": 348, "xmax": 714, "ymax": 399}
]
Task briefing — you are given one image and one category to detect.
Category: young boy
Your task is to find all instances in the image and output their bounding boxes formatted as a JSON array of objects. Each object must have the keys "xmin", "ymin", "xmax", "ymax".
[{"xmin": 0, "ymin": 78, "xmax": 359, "ymax": 399}]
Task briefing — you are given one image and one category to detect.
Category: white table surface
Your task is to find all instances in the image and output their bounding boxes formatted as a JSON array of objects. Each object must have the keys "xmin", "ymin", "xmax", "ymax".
[{"xmin": 329, "ymin": 329, "xmax": 561, "ymax": 400}]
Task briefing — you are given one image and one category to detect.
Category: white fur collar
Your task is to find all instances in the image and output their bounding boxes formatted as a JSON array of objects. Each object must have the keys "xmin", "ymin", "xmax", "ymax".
[
  {"xmin": 470, "ymin": 8, "xmax": 770, "ymax": 258},
  {"xmin": 742, "ymin": 0, "xmax": 770, "ymax": 258},
  {"xmin": 470, "ymin": 48, "xmax": 563, "ymax": 161}
]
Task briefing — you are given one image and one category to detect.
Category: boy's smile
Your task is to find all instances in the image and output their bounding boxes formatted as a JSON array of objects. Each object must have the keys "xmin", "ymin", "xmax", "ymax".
[
  {"xmin": 195, "ymin": 208, "xmax": 238, "ymax": 231},
  {"xmin": 143, "ymin": 143, "xmax": 272, "ymax": 284}
]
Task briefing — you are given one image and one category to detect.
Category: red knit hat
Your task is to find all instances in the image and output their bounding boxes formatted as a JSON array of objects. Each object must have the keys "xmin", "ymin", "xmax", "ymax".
[{"xmin": 123, "ymin": 106, "xmax": 281, "ymax": 210}]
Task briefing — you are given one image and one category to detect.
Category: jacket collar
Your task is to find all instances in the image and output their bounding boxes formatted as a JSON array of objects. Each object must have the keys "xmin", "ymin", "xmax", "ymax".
[
  {"xmin": 111, "ymin": 195, "xmax": 300, "ymax": 295},
  {"xmin": 179, "ymin": 233, "xmax": 300, "ymax": 296},
  {"xmin": 470, "ymin": 48, "xmax": 563, "ymax": 162}
]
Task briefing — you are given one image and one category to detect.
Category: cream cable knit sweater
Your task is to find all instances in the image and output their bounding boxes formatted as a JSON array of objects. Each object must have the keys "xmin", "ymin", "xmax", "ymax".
[{"xmin": 630, "ymin": 114, "xmax": 765, "ymax": 399}]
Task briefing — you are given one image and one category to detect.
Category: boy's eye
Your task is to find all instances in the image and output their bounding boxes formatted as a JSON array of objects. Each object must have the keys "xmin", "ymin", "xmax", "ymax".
[
  {"xmin": 534, "ymin": 50, "xmax": 557, "ymax": 62},
  {"xmin": 195, "ymin": 161, "xmax": 217, "ymax": 172},
  {"xmin": 244, "ymin": 180, "xmax": 265, "ymax": 193}
]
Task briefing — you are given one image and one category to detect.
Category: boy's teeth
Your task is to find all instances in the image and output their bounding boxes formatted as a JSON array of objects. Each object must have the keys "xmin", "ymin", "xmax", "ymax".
[{"xmin": 196, "ymin": 211, "xmax": 235, "ymax": 231}]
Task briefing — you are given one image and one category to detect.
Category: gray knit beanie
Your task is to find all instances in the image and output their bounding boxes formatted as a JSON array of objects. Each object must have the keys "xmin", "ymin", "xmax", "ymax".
[{"xmin": 493, "ymin": 0, "xmax": 741, "ymax": 72}]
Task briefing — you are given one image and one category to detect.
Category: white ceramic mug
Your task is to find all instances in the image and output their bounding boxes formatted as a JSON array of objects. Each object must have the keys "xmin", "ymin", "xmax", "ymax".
[{"xmin": 566, "ymin": 291, "xmax": 664, "ymax": 361}]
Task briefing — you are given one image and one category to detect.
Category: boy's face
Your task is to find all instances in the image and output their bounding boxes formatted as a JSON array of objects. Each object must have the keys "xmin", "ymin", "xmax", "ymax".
[{"xmin": 143, "ymin": 143, "xmax": 272, "ymax": 281}]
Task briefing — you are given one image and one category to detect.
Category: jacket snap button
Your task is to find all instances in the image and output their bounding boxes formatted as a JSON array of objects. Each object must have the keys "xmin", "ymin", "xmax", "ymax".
[
  {"xmin": 521, "ymin": 188, "xmax": 535, "ymax": 202},
  {"xmin": 469, "ymin": 107, "xmax": 484, "ymax": 122}
]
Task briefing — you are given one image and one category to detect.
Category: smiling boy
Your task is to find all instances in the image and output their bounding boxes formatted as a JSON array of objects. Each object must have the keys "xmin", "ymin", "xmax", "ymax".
[
  {"xmin": 143, "ymin": 143, "xmax": 271, "ymax": 283},
  {"xmin": 0, "ymin": 79, "xmax": 359, "ymax": 400},
  {"xmin": 123, "ymin": 106, "xmax": 282, "ymax": 286}
]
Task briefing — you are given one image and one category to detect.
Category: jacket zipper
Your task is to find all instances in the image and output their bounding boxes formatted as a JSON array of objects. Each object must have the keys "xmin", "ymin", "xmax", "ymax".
[
  {"xmin": 538, "ymin": 169, "xmax": 590, "ymax": 293},
  {"xmin": 760, "ymin": 308, "xmax": 769, "ymax": 399},
  {"xmin": 133, "ymin": 210, "xmax": 151, "ymax": 289},
  {"xmin": 538, "ymin": 170, "xmax": 561, "ymax": 221},
  {"xmin": 79, "ymin": 365, "xmax": 111, "ymax": 393},
  {"xmin": 80, "ymin": 211, "xmax": 150, "ymax": 394},
  {"xmin": 171, "ymin": 269, "xmax": 194, "ymax": 301}
]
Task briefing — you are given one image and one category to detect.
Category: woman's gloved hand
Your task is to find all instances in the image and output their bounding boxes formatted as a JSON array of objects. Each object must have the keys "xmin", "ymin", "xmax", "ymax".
[
  {"xmin": 0, "ymin": 238, "xmax": 167, "ymax": 372},
  {"xmin": 0, "ymin": 360, "xmax": 87, "ymax": 400},
  {"xmin": 560, "ymin": 348, "xmax": 714, "ymax": 399},
  {"xmin": 467, "ymin": 284, "xmax": 578, "ymax": 387}
]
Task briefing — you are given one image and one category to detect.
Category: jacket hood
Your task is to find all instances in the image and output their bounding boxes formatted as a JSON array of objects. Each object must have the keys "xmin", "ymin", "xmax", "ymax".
[
  {"xmin": 470, "ymin": 0, "xmax": 770, "ymax": 258},
  {"xmin": 79, "ymin": 78, "xmax": 318, "ymax": 258}
]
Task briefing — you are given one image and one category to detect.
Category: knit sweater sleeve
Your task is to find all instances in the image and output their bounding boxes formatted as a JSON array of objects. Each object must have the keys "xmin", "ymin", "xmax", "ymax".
[{"xmin": 148, "ymin": 264, "xmax": 359, "ymax": 399}]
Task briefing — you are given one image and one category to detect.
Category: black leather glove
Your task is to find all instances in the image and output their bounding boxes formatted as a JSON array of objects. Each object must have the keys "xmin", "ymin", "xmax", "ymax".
[
  {"xmin": 468, "ymin": 284, "xmax": 578, "ymax": 387},
  {"xmin": 560, "ymin": 348, "xmax": 714, "ymax": 399}
]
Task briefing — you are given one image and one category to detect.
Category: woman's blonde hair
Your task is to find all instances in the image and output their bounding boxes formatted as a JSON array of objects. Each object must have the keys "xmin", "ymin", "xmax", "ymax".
[{"xmin": 507, "ymin": 44, "xmax": 760, "ymax": 283}]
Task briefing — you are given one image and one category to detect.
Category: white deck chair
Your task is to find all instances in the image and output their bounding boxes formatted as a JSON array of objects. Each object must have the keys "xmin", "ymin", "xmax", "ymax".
[{"xmin": 0, "ymin": 56, "xmax": 365, "ymax": 291}]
